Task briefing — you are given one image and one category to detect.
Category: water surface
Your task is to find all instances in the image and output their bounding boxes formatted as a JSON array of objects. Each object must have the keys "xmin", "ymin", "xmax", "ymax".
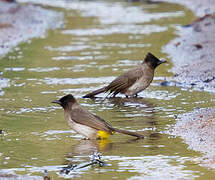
[{"xmin": 0, "ymin": 0, "xmax": 215, "ymax": 179}]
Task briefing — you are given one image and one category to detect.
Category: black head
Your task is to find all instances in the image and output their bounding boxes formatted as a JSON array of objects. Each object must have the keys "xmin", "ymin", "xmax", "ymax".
[
  {"xmin": 144, "ymin": 52, "xmax": 166, "ymax": 69},
  {"xmin": 52, "ymin": 94, "xmax": 77, "ymax": 109}
]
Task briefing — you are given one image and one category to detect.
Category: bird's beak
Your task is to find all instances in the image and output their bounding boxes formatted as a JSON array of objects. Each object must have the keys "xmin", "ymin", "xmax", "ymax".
[
  {"xmin": 51, "ymin": 100, "xmax": 61, "ymax": 105},
  {"xmin": 159, "ymin": 59, "xmax": 167, "ymax": 64}
]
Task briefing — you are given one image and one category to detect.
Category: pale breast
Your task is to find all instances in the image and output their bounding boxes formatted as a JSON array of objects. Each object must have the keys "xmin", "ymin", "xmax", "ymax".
[
  {"xmin": 126, "ymin": 67, "xmax": 154, "ymax": 96},
  {"xmin": 65, "ymin": 113, "xmax": 98, "ymax": 139}
]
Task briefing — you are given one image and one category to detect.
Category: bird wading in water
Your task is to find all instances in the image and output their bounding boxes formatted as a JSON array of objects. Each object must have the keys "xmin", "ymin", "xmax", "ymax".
[
  {"xmin": 83, "ymin": 52, "xmax": 166, "ymax": 98},
  {"xmin": 52, "ymin": 94, "xmax": 144, "ymax": 140}
]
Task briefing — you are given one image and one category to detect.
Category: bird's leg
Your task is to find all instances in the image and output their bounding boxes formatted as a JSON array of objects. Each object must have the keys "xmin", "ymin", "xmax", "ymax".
[
  {"xmin": 112, "ymin": 93, "xmax": 116, "ymax": 98},
  {"xmin": 105, "ymin": 93, "xmax": 110, "ymax": 99}
]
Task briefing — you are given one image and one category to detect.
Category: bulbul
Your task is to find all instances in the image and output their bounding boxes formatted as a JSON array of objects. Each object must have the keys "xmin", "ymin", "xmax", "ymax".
[
  {"xmin": 83, "ymin": 52, "xmax": 166, "ymax": 98},
  {"xmin": 52, "ymin": 94, "xmax": 144, "ymax": 140}
]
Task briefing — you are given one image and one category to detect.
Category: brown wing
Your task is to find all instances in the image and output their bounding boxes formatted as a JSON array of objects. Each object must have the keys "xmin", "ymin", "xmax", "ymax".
[
  {"xmin": 70, "ymin": 107, "xmax": 112, "ymax": 133},
  {"xmin": 107, "ymin": 66, "xmax": 144, "ymax": 96}
]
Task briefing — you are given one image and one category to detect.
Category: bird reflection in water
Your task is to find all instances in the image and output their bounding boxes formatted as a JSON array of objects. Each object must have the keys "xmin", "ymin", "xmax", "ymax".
[
  {"xmin": 93, "ymin": 96, "xmax": 157, "ymax": 127},
  {"xmin": 66, "ymin": 136, "xmax": 143, "ymax": 159},
  {"xmin": 68, "ymin": 139, "xmax": 113, "ymax": 156}
]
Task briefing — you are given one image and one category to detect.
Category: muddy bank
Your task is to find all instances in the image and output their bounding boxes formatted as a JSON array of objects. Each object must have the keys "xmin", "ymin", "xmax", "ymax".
[
  {"xmin": 154, "ymin": 0, "xmax": 215, "ymax": 16},
  {"xmin": 0, "ymin": 1, "xmax": 63, "ymax": 58},
  {"xmin": 171, "ymin": 108, "xmax": 215, "ymax": 168},
  {"xmin": 163, "ymin": 12, "xmax": 215, "ymax": 92},
  {"xmin": 156, "ymin": 0, "xmax": 215, "ymax": 167},
  {"xmin": 152, "ymin": 0, "xmax": 215, "ymax": 91}
]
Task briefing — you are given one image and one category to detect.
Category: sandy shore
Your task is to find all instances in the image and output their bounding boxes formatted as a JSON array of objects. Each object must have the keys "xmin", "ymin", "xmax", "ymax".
[
  {"xmin": 171, "ymin": 108, "xmax": 215, "ymax": 168},
  {"xmin": 0, "ymin": 0, "xmax": 63, "ymax": 96},
  {"xmin": 0, "ymin": 1, "xmax": 63, "ymax": 58},
  {"xmin": 154, "ymin": 0, "xmax": 215, "ymax": 167},
  {"xmin": 155, "ymin": 0, "xmax": 215, "ymax": 17}
]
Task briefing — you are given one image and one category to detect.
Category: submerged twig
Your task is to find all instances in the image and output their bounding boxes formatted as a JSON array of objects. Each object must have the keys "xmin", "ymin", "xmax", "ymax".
[{"xmin": 60, "ymin": 149, "xmax": 105, "ymax": 175}]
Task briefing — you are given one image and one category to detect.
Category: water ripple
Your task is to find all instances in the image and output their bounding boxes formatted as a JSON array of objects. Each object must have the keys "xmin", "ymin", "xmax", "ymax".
[
  {"xmin": 62, "ymin": 25, "xmax": 167, "ymax": 36},
  {"xmin": 140, "ymin": 90, "xmax": 181, "ymax": 100},
  {"xmin": 28, "ymin": 67, "xmax": 60, "ymax": 72},
  {"xmin": 4, "ymin": 67, "xmax": 25, "ymax": 72},
  {"xmin": 45, "ymin": 45, "xmax": 91, "ymax": 52},
  {"xmin": 42, "ymin": 76, "xmax": 115, "ymax": 85},
  {"xmin": 0, "ymin": 78, "xmax": 10, "ymax": 96},
  {"xmin": 18, "ymin": 1, "xmax": 184, "ymax": 25},
  {"xmin": 52, "ymin": 55, "xmax": 93, "ymax": 61},
  {"xmin": 13, "ymin": 107, "xmax": 56, "ymax": 114}
]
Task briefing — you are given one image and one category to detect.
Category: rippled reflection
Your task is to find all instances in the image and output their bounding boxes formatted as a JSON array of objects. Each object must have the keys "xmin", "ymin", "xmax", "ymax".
[{"xmin": 68, "ymin": 139, "xmax": 113, "ymax": 156}]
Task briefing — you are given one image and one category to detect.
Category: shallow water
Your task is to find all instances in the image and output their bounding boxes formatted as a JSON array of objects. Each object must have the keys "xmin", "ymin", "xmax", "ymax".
[{"xmin": 0, "ymin": 0, "xmax": 215, "ymax": 179}]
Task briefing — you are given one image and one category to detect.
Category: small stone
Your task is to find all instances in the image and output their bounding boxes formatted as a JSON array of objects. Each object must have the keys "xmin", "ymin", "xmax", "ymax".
[
  {"xmin": 174, "ymin": 42, "xmax": 180, "ymax": 47},
  {"xmin": 194, "ymin": 43, "xmax": 203, "ymax": 49}
]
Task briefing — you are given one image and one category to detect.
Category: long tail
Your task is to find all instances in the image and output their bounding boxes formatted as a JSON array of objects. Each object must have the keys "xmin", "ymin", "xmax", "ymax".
[
  {"xmin": 111, "ymin": 127, "xmax": 144, "ymax": 139},
  {"xmin": 83, "ymin": 87, "xmax": 107, "ymax": 98}
]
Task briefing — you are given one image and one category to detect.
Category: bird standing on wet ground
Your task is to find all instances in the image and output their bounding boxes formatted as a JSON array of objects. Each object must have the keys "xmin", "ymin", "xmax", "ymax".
[
  {"xmin": 83, "ymin": 53, "xmax": 166, "ymax": 98},
  {"xmin": 52, "ymin": 94, "xmax": 144, "ymax": 140}
]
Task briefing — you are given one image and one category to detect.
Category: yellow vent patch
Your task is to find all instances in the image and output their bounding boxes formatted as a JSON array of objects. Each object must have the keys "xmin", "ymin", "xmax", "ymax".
[{"xmin": 98, "ymin": 130, "xmax": 110, "ymax": 139}]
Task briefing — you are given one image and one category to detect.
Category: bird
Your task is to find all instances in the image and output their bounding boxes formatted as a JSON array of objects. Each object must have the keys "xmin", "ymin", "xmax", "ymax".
[
  {"xmin": 52, "ymin": 94, "xmax": 144, "ymax": 140},
  {"xmin": 83, "ymin": 52, "xmax": 166, "ymax": 98}
]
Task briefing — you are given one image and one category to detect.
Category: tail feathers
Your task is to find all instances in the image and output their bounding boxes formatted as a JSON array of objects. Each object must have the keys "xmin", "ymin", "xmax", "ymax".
[
  {"xmin": 83, "ymin": 87, "xmax": 107, "ymax": 98},
  {"xmin": 111, "ymin": 127, "xmax": 144, "ymax": 139}
]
